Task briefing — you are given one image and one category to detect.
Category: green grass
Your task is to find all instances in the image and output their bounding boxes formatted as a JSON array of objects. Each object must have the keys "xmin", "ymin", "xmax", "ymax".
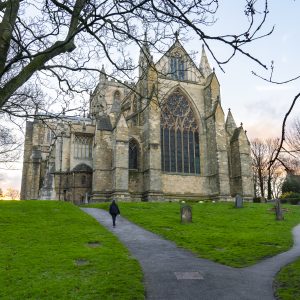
[
  {"xmin": 87, "ymin": 202, "xmax": 300, "ymax": 267},
  {"xmin": 0, "ymin": 201, "xmax": 144, "ymax": 300},
  {"xmin": 275, "ymin": 258, "xmax": 300, "ymax": 300}
]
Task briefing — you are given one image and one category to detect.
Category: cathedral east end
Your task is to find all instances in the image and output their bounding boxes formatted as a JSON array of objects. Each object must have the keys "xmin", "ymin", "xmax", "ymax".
[{"xmin": 20, "ymin": 39, "xmax": 254, "ymax": 203}]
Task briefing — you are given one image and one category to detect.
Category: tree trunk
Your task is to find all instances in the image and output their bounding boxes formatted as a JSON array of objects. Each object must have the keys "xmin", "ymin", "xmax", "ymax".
[
  {"xmin": 275, "ymin": 198, "xmax": 284, "ymax": 221},
  {"xmin": 267, "ymin": 169, "xmax": 272, "ymax": 200}
]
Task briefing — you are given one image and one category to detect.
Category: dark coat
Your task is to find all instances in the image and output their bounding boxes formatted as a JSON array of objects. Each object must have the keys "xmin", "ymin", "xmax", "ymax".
[{"xmin": 109, "ymin": 200, "xmax": 120, "ymax": 216}]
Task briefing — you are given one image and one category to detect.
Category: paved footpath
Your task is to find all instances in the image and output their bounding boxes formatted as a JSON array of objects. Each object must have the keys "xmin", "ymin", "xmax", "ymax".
[{"xmin": 81, "ymin": 208, "xmax": 300, "ymax": 300}]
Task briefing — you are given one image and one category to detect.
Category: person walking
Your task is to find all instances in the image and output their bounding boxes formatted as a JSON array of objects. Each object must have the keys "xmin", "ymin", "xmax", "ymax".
[{"xmin": 109, "ymin": 200, "xmax": 120, "ymax": 227}]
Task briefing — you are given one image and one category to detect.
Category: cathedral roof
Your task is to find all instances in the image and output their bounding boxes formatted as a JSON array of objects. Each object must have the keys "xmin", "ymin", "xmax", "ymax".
[{"xmin": 154, "ymin": 37, "xmax": 203, "ymax": 78}]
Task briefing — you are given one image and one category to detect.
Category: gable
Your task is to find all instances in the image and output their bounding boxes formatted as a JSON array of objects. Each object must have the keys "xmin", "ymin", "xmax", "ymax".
[{"xmin": 155, "ymin": 40, "xmax": 203, "ymax": 83}]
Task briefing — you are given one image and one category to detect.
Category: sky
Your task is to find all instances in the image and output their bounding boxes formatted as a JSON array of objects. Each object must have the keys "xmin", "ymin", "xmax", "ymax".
[{"xmin": 1, "ymin": 0, "xmax": 300, "ymax": 192}]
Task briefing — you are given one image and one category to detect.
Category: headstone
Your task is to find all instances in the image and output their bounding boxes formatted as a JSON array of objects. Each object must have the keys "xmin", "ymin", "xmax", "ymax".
[
  {"xmin": 180, "ymin": 205, "xmax": 192, "ymax": 223},
  {"xmin": 84, "ymin": 192, "xmax": 89, "ymax": 204},
  {"xmin": 235, "ymin": 194, "xmax": 243, "ymax": 208}
]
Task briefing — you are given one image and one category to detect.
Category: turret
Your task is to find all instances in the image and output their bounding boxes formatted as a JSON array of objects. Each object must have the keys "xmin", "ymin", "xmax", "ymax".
[
  {"xmin": 199, "ymin": 45, "xmax": 212, "ymax": 78},
  {"xmin": 139, "ymin": 32, "xmax": 152, "ymax": 78},
  {"xmin": 225, "ymin": 108, "xmax": 237, "ymax": 136},
  {"xmin": 99, "ymin": 64, "xmax": 107, "ymax": 82}
]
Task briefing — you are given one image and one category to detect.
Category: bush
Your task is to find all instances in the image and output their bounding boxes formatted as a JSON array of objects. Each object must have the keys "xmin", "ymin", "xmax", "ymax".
[
  {"xmin": 253, "ymin": 197, "xmax": 266, "ymax": 203},
  {"xmin": 282, "ymin": 175, "xmax": 300, "ymax": 194},
  {"xmin": 280, "ymin": 192, "xmax": 300, "ymax": 205}
]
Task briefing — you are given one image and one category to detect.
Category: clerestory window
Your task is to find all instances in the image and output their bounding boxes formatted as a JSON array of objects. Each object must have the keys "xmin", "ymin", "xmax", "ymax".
[{"xmin": 160, "ymin": 89, "xmax": 200, "ymax": 174}]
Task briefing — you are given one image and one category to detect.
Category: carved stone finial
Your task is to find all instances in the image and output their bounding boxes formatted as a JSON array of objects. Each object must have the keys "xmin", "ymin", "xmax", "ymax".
[
  {"xmin": 240, "ymin": 122, "xmax": 243, "ymax": 127},
  {"xmin": 175, "ymin": 30, "xmax": 179, "ymax": 40},
  {"xmin": 228, "ymin": 108, "xmax": 231, "ymax": 112}
]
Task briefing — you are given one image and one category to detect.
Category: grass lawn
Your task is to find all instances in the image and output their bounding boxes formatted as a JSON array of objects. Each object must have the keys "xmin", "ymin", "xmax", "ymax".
[
  {"xmin": 275, "ymin": 258, "xmax": 300, "ymax": 300},
  {"xmin": 0, "ymin": 201, "xmax": 144, "ymax": 300},
  {"xmin": 87, "ymin": 201, "xmax": 300, "ymax": 268}
]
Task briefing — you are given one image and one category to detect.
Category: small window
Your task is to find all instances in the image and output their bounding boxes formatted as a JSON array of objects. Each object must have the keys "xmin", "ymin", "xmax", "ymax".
[
  {"xmin": 81, "ymin": 175, "xmax": 86, "ymax": 185},
  {"xmin": 129, "ymin": 139, "xmax": 139, "ymax": 169},
  {"xmin": 114, "ymin": 91, "xmax": 121, "ymax": 102},
  {"xmin": 170, "ymin": 56, "xmax": 185, "ymax": 80}
]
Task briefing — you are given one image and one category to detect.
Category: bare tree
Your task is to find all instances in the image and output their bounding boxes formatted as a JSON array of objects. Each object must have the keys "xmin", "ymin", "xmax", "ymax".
[
  {"xmin": 251, "ymin": 138, "xmax": 268, "ymax": 199},
  {"xmin": 5, "ymin": 187, "xmax": 20, "ymax": 200},
  {"xmin": 286, "ymin": 118, "xmax": 300, "ymax": 159},
  {"xmin": 265, "ymin": 138, "xmax": 281, "ymax": 199},
  {"xmin": 0, "ymin": 123, "xmax": 21, "ymax": 165},
  {"xmin": 0, "ymin": 0, "xmax": 272, "ymax": 116},
  {"xmin": 251, "ymin": 137, "xmax": 288, "ymax": 200}
]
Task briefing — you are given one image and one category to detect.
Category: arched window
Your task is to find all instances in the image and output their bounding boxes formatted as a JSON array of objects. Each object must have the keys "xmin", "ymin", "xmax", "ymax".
[
  {"xmin": 170, "ymin": 55, "xmax": 185, "ymax": 80},
  {"xmin": 81, "ymin": 175, "xmax": 86, "ymax": 185},
  {"xmin": 129, "ymin": 139, "xmax": 138, "ymax": 169},
  {"xmin": 161, "ymin": 89, "xmax": 200, "ymax": 174},
  {"xmin": 114, "ymin": 90, "xmax": 121, "ymax": 102}
]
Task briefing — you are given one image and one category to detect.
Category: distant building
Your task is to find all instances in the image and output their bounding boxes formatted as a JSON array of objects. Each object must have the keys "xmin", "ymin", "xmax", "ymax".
[{"xmin": 20, "ymin": 37, "xmax": 254, "ymax": 203}]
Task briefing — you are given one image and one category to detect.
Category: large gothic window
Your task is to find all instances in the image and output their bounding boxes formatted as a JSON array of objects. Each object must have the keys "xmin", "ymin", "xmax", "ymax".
[
  {"xmin": 161, "ymin": 89, "xmax": 200, "ymax": 174},
  {"xmin": 129, "ymin": 139, "xmax": 138, "ymax": 169}
]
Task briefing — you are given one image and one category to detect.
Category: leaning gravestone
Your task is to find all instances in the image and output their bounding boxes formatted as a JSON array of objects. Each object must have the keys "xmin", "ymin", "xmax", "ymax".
[
  {"xmin": 180, "ymin": 205, "xmax": 192, "ymax": 223},
  {"xmin": 235, "ymin": 194, "xmax": 243, "ymax": 208}
]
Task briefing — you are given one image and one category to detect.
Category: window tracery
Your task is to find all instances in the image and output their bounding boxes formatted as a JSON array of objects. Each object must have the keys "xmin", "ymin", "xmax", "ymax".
[
  {"xmin": 170, "ymin": 52, "xmax": 185, "ymax": 80},
  {"xmin": 74, "ymin": 135, "xmax": 93, "ymax": 159},
  {"xmin": 161, "ymin": 89, "xmax": 200, "ymax": 174},
  {"xmin": 129, "ymin": 139, "xmax": 138, "ymax": 169}
]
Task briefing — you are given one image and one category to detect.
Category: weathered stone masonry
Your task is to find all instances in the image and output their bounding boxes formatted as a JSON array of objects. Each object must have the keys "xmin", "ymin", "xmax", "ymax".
[{"xmin": 20, "ymin": 38, "xmax": 254, "ymax": 203}]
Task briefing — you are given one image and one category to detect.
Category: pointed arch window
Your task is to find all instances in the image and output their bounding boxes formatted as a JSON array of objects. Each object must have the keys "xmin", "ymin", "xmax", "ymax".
[
  {"xmin": 170, "ymin": 55, "xmax": 185, "ymax": 80},
  {"xmin": 129, "ymin": 139, "xmax": 139, "ymax": 170},
  {"xmin": 114, "ymin": 90, "xmax": 121, "ymax": 102},
  {"xmin": 161, "ymin": 89, "xmax": 200, "ymax": 174}
]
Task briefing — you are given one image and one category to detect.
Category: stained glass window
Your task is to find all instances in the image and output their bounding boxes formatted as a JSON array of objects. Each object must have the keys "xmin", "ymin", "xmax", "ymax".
[
  {"xmin": 129, "ymin": 139, "xmax": 138, "ymax": 169},
  {"xmin": 160, "ymin": 89, "xmax": 200, "ymax": 174}
]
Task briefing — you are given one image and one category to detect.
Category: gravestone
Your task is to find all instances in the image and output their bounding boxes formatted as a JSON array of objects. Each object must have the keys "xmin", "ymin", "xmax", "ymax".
[
  {"xmin": 235, "ymin": 194, "xmax": 243, "ymax": 208},
  {"xmin": 180, "ymin": 205, "xmax": 192, "ymax": 223}
]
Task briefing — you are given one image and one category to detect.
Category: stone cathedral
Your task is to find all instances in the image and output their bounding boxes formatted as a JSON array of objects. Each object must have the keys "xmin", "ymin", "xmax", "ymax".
[{"xmin": 20, "ymin": 37, "xmax": 254, "ymax": 203}]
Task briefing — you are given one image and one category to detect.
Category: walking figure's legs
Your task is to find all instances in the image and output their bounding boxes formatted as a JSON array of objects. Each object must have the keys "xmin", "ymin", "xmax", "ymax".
[{"xmin": 112, "ymin": 214, "xmax": 116, "ymax": 227}]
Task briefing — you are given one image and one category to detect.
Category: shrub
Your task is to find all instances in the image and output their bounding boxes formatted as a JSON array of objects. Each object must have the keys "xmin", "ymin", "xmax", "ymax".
[
  {"xmin": 253, "ymin": 197, "xmax": 266, "ymax": 203},
  {"xmin": 282, "ymin": 175, "xmax": 300, "ymax": 194},
  {"xmin": 280, "ymin": 192, "xmax": 300, "ymax": 205}
]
